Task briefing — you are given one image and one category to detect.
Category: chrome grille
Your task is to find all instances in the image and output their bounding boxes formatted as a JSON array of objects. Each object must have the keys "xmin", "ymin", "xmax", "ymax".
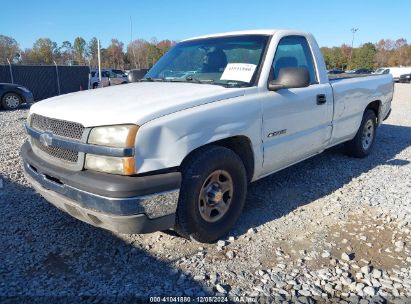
[
  {"xmin": 32, "ymin": 138, "xmax": 79, "ymax": 163},
  {"xmin": 30, "ymin": 114, "xmax": 84, "ymax": 140},
  {"xmin": 29, "ymin": 114, "xmax": 84, "ymax": 165}
]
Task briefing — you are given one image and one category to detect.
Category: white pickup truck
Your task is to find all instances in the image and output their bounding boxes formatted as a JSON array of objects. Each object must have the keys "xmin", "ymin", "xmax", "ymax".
[{"xmin": 22, "ymin": 30, "xmax": 393, "ymax": 243}]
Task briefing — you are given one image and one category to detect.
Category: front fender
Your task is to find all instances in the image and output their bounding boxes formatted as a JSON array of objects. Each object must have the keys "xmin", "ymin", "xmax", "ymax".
[{"xmin": 135, "ymin": 93, "xmax": 262, "ymax": 176}]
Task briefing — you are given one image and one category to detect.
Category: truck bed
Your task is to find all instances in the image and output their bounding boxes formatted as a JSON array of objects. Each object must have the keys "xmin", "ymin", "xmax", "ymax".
[
  {"xmin": 328, "ymin": 73, "xmax": 383, "ymax": 81},
  {"xmin": 327, "ymin": 73, "xmax": 393, "ymax": 147}
]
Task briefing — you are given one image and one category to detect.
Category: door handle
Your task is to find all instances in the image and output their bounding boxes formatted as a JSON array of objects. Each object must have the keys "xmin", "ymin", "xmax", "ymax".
[{"xmin": 316, "ymin": 94, "xmax": 327, "ymax": 105}]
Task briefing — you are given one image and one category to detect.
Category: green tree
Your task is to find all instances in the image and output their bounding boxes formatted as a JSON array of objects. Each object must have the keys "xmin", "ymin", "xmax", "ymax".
[
  {"xmin": 28, "ymin": 38, "xmax": 59, "ymax": 64},
  {"xmin": 321, "ymin": 46, "xmax": 347, "ymax": 70},
  {"xmin": 320, "ymin": 47, "xmax": 332, "ymax": 69},
  {"xmin": 59, "ymin": 41, "xmax": 73, "ymax": 63},
  {"xmin": 157, "ymin": 39, "xmax": 175, "ymax": 56},
  {"xmin": 87, "ymin": 37, "xmax": 98, "ymax": 68},
  {"xmin": 352, "ymin": 43, "xmax": 377, "ymax": 69},
  {"xmin": 0, "ymin": 35, "xmax": 21, "ymax": 63},
  {"xmin": 105, "ymin": 39, "xmax": 125, "ymax": 68},
  {"xmin": 339, "ymin": 44, "xmax": 352, "ymax": 70},
  {"xmin": 73, "ymin": 37, "xmax": 86, "ymax": 63},
  {"xmin": 145, "ymin": 42, "xmax": 161, "ymax": 68}
]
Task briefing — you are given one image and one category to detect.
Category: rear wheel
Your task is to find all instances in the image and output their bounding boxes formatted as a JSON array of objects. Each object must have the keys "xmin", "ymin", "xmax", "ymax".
[
  {"xmin": 175, "ymin": 146, "xmax": 247, "ymax": 243},
  {"xmin": 345, "ymin": 109, "xmax": 377, "ymax": 158},
  {"xmin": 1, "ymin": 92, "xmax": 21, "ymax": 110}
]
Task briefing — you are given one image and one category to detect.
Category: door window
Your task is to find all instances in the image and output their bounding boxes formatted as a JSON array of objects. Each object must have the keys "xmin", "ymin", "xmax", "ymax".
[{"xmin": 271, "ymin": 36, "xmax": 317, "ymax": 84}]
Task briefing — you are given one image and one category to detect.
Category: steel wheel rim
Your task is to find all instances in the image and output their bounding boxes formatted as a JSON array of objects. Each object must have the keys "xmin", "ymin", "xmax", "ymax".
[
  {"xmin": 198, "ymin": 170, "xmax": 233, "ymax": 223},
  {"xmin": 362, "ymin": 119, "xmax": 374, "ymax": 150},
  {"xmin": 5, "ymin": 95, "xmax": 20, "ymax": 109}
]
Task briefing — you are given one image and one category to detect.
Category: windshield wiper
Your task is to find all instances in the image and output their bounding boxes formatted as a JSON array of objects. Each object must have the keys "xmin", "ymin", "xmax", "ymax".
[
  {"xmin": 140, "ymin": 77, "xmax": 165, "ymax": 82},
  {"xmin": 185, "ymin": 76, "xmax": 249, "ymax": 88},
  {"xmin": 185, "ymin": 76, "xmax": 215, "ymax": 84},
  {"xmin": 219, "ymin": 80, "xmax": 250, "ymax": 88}
]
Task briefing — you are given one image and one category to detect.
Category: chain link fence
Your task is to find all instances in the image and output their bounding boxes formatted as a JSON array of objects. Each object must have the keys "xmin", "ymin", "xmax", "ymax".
[{"xmin": 0, "ymin": 64, "xmax": 90, "ymax": 101}]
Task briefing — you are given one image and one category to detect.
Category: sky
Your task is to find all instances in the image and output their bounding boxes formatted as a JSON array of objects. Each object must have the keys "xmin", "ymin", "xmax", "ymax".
[{"xmin": 1, "ymin": 0, "xmax": 410, "ymax": 49}]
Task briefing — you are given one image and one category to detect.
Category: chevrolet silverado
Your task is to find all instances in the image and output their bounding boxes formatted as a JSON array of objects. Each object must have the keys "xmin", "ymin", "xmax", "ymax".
[{"xmin": 21, "ymin": 30, "xmax": 393, "ymax": 243}]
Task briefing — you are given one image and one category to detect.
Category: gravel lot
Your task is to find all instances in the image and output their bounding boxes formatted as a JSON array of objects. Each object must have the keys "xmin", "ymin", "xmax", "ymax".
[{"xmin": 1, "ymin": 83, "xmax": 411, "ymax": 302}]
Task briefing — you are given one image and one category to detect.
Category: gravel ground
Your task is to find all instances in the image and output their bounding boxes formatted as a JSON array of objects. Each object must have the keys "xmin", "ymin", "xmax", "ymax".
[{"xmin": 1, "ymin": 83, "xmax": 411, "ymax": 303}]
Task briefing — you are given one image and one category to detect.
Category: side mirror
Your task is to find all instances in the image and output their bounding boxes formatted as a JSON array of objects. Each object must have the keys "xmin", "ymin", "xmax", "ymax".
[{"xmin": 268, "ymin": 67, "xmax": 310, "ymax": 91}]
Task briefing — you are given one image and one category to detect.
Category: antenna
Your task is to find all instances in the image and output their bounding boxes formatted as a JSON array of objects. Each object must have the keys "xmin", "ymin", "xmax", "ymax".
[
  {"xmin": 130, "ymin": 15, "xmax": 137, "ymax": 69},
  {"xmin": 130, "ymin": 16, "xmax": 133, "ymax": 45}
]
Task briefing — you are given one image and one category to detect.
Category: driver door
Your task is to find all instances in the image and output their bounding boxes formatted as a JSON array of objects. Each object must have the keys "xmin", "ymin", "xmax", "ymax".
[{"xmin": 261, "ymin": 36, "xmax": 333, "ymax": 175}]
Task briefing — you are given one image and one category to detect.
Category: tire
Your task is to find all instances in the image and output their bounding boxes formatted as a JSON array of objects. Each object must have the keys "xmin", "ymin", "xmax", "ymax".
[
  {"xmin": 92, "ymin": 82, "xmax": 99, "ymax": 89},
  {"xmin": 345, "ymin": 109, "xmax": 377, "ymax": 158},
  {"xmin": 175, "ymin": 145, "xmax": 247, "ymax": 243},
  {"xmin": 1, "ymin": 92, "xmax": 21, "ymax": 110}
]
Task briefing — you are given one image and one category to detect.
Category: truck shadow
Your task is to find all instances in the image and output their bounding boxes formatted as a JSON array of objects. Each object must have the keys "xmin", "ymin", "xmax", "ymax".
[
  {"xmin": 0, "ymin": 178, "xmax": 209, "ymax": 300},
  {"xmin": 1, "ymin": 123, "xmax": 409, "ymax": 300},
  {"xmin": 232, "ymin": 123, "xmax": 411, "ymax": 236}
]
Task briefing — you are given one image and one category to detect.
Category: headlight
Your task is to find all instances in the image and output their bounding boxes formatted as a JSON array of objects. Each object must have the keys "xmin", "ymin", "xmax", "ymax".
[
  {"xmin": 88, "ymin": 125, "xmax": 138, "ymax": 148},
  {"xmin": 17, "ymin": 86, "xmax": 30, "ymax": 93},
  {"xmin": 85, "ymin": 155, "xmax": 135, "ymax": 175}
]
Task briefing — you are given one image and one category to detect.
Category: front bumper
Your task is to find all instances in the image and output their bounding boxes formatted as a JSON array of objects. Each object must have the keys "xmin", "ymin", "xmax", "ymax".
[{"xmin": 21, "ymin": 141, "xmax": 181, "ymax": 234}]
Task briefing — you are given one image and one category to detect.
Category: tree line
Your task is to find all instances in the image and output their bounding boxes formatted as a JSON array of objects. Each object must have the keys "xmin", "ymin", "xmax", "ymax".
[
  {"xmin": 321, "ymin": 38, "xmax": 411, "ymax": 70},
  {"xmin": 1, "ymin": 34, "xmax": 410, "ymax": 71},
  {"xmin": 0, "ymin": 34, "xmax": 176, "ymax": 69}
]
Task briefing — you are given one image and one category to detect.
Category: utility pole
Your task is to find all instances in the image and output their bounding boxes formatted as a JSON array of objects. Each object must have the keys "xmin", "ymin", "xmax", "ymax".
[
  {"xmin": 97, "ymin": 39, "xmax": 102, "ymax": 88},
  {"xmin": 349, "ymin": 28, "xmax": 359, "ymax": 68},
  {"xmin": 130, "ymin": 16, "xmax": 137, "ymax": 69},
  {"xmin": 130, "ymin": 16, "xmax": 133, "ymax": 44}
]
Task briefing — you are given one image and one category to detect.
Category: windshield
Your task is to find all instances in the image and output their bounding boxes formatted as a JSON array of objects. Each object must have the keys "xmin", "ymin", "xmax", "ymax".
[
  {"xmin": 112, "ymin": 69, "xmax": 125, "ymax": 76},
  {"xmin": 144, "ymin": 35, "xmax": 269, "ymax": 87}
]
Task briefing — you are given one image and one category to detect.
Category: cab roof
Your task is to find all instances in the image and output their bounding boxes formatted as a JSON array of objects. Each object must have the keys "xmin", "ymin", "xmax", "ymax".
[{"xmin": 183, "ymin": 29, "xmax": 299, "ymax": 41}]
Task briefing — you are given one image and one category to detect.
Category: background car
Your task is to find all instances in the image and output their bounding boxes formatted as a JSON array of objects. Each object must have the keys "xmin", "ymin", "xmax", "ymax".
[
  {"xmin": 328, "ymin": 68, "xmax": 345, "ymax": 74},
  {"xmin": 399, "ymin": 73, "xmax": 411, "ymax": 83},
  {"xmin": 89, "ymin": 69, "xmax": 128, "ymax": 89},
  {"xmin": 0, "ymin": 83, "xmax": 34, "ymax": 110},
  {"xmin": 345, "ymin": 68, "xmax": 372, "ymax": 74},
  {"xmin": 372, "ymin": 68, "xmax": 390, "ymax": 74}
]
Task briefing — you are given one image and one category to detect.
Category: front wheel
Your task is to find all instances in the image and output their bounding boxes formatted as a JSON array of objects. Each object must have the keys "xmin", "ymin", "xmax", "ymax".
[
  {"xmin": 175, "ymin": 146, "xmax": 247, "ymax": 243},
  {"xmin": 345, "ymin": 109, "xmax": 377, "ymax": 158},
  {"xmin": 2, "ymin": 92, "xmax": 21, "ymax": 110}
]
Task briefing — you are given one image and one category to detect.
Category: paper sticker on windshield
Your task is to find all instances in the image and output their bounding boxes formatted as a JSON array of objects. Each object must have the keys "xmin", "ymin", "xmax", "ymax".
[{"xmin": 220, "ymin": 63, "xmax": 257, "ymax": 83}]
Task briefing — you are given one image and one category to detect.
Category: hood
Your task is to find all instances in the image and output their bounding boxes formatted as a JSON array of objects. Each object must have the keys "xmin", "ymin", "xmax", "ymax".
[
  {"xmin": 30, "ymin": 82, "xmax": 245, "ymax": 127},
  {"xmin": 1, "ymin": 83, "xmax": 23, "ymax": 88}
]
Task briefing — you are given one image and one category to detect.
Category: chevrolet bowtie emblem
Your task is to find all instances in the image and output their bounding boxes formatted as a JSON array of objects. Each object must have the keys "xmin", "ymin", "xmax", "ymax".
[{"xmin": 39, "ymin": 132, "xmax": 53, "ymax": 147}]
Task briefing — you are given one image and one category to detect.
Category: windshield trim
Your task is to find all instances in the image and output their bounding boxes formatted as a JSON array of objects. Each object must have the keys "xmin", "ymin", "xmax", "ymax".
[
  {"xmin": 250, "ymin": 35, "xmax": 272, "ymax": 87},
  {"xmin": 144, "ymin": 34, "xmax": 272, "ymax": 88},
  {"xmin": 140, "ymin": 77, "xmax": 249, "ymax": 88}
]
